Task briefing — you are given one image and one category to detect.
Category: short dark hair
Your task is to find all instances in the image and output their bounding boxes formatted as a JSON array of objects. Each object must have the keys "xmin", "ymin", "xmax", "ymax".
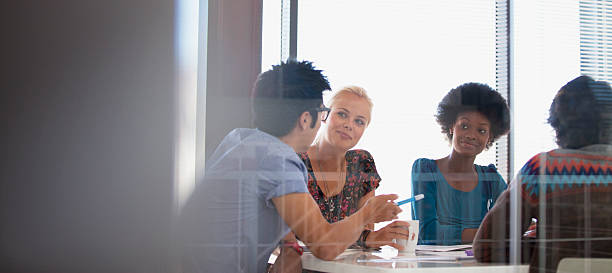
[
  {"xmin": 251, "ymin": 60, "xmax": 331, "ymax": 137},
  {"xmin": 435, "ymin": 82, "xmax": 510, "ymax": 148},
  {"xmin": 548, "ymin": 75, "xmax": 612, "ymax": 149}
]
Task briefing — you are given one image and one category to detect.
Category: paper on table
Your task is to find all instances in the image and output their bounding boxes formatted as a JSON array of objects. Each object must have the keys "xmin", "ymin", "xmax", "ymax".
[
  {"xmin": 415, "ymin": 244, "xmax": 472, "ymax": 252},
  {"xmin": 357, "ymin": 255, "xmax": 473, "ymax": 263},
  {"xmin": 417, "ymin": 250, "xmax": 471, "ymax": 257}
]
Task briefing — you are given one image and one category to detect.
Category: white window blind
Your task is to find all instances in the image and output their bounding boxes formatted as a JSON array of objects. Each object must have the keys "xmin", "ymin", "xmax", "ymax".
[
  {"xmin": 496, "ymin": 0, "xmax": 511, "ymax": 182},
  {"xmin": 580, "ymin": 0, "xmax": 612, "ymax": 82}
]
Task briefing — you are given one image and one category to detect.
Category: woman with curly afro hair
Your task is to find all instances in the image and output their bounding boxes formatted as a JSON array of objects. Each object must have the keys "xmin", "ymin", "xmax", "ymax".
[{"xmin": 411, "ymin": 82, "xmax": 510, "ymax": 245}]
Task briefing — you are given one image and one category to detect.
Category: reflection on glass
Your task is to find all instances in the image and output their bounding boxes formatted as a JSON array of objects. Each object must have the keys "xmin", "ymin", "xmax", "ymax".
[{"xmin": 473, "ymin": 76, "xmax": 612, "ymax": 273}]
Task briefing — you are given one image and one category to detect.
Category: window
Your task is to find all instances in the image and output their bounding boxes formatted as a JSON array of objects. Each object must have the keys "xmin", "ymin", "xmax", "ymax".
[
  {"xmin": 279, "ymin": 0, "xmax": 500, "ymax": 221},
  {"xmin": 580, "ymin": 0, "xmax": 612, "ymax": 82},
  {"xmin": 257, "ymin": 0, "xmax": 612, "ymax": 269}
]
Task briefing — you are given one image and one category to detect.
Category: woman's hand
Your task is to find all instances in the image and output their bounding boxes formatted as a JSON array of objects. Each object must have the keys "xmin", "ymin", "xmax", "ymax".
[
  {"xmin": 365, "ymin": 220, "xmax": 414, "ymax": 250},
  {"xmin": 362, "ymin": 194, "xmax": 401, "ymax": 224}
]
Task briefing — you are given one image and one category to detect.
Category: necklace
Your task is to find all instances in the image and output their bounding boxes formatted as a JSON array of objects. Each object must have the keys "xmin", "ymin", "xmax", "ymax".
[{"xmin": 315, "ymin": 154, "xmax": 346, "ymax": 213}]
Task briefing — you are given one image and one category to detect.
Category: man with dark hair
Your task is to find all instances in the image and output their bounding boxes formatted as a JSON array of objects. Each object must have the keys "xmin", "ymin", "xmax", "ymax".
[
  {"xmin": 179, "ymin": 60, "xmax": 401, "ymax": 273},
  {"xmin": 473, "ymin": 75, "xmax": 612, "ymax": 273},
  {"xmin": 251, "ymin": 61, "xmax": 331, "ymax": 137}
]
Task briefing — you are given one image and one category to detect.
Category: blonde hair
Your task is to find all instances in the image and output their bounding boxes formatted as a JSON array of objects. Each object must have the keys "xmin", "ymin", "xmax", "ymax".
[{"xmin": 328, "ymin": 86, "xmax": 373, "ymax": 119}]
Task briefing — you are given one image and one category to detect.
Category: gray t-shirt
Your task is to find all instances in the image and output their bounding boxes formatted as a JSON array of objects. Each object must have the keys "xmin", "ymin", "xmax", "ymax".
[{"xmin": 179, "ymin": 128, "xmax": 309, "ymax": 273}]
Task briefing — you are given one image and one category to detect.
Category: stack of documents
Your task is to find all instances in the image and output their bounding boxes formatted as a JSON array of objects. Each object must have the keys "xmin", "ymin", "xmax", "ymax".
[
  {"xmin": 415, "ymin": 244, "xmax": 474, "ymax": 259},
  {"xmin": 356, "ymin": 245, "xmax": 475, "ymax": 263},
  {"xmin": 415, "ymin": 244, "xmax": 472, "ymax": 252}
]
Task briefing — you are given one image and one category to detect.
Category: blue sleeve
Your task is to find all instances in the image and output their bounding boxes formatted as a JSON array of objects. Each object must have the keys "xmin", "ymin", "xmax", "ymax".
[
  {"xmin": 258, "ymin": 152, "xmax": 309, "ymax": 208},
  {"xmin": 411, "ymin": 159, "xmax": 439, "ymax": 245},
  {"xmin": 485, "ymin": 165, "xmax": 508, "ymax": 210}
]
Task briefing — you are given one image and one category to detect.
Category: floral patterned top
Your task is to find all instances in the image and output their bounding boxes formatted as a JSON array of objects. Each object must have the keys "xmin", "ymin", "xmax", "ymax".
[{"xmin": 298, "ymin": 149, "xmax": 381, "ymax": 223}]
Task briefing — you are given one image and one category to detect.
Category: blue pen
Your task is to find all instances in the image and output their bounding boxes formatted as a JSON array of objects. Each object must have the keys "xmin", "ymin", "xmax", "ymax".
[{"xmin": 396, "ymin": 194, "xmax": 424, "ymax": 206}]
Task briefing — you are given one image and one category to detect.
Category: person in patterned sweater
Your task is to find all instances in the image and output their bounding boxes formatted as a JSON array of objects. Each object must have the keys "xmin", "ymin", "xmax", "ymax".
[{"xmin": 473, "ymin": 75, "xmax": 612, "ymax": 273}]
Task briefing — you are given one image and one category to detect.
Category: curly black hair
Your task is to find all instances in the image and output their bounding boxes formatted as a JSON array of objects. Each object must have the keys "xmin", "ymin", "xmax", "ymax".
[
  {"xmin": 548, "ymin": 75, "xmax": 611, "ymax": 149},
  {"xmin": 435, "ymin": 82, "xmax": 510, "ymax": 148}
]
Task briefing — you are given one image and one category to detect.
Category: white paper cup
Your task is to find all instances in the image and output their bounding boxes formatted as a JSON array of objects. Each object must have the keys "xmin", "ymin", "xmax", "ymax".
[{"xmin": 393, "ymin": 220, "xmax": 419, "ymax": 253}]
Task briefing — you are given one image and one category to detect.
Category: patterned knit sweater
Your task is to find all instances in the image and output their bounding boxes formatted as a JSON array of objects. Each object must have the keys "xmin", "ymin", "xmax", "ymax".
[{"xmin": 473, "ymin": 144, "xmax": 612, "ymax": 273}]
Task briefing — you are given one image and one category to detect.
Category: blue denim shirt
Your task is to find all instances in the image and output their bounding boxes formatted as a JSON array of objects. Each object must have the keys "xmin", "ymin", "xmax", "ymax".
[{"xmin": 179, "ymin": 128, "xmax": 309, "ymax": 273}]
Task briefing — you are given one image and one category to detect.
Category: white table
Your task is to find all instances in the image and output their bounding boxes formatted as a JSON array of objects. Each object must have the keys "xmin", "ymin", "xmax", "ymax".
[{"xmin": 301, "ymin": 247, "xmax": 529, "ymax": 273}]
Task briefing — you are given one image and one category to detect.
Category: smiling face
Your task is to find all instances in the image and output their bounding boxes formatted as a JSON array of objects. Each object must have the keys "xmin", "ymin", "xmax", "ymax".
[
  {"xmin": 323, "ymin": 93, "xmax": 371, "ymax": 151},
  {"xmin": 450, "ymin": 111, "xmax": 491, "ymax": 157}
]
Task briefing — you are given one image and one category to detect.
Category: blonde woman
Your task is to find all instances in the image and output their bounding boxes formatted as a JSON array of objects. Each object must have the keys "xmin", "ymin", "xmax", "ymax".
[{"xmin": 271, "ymin": 86, "xmax": 411, "ymax": 272}]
